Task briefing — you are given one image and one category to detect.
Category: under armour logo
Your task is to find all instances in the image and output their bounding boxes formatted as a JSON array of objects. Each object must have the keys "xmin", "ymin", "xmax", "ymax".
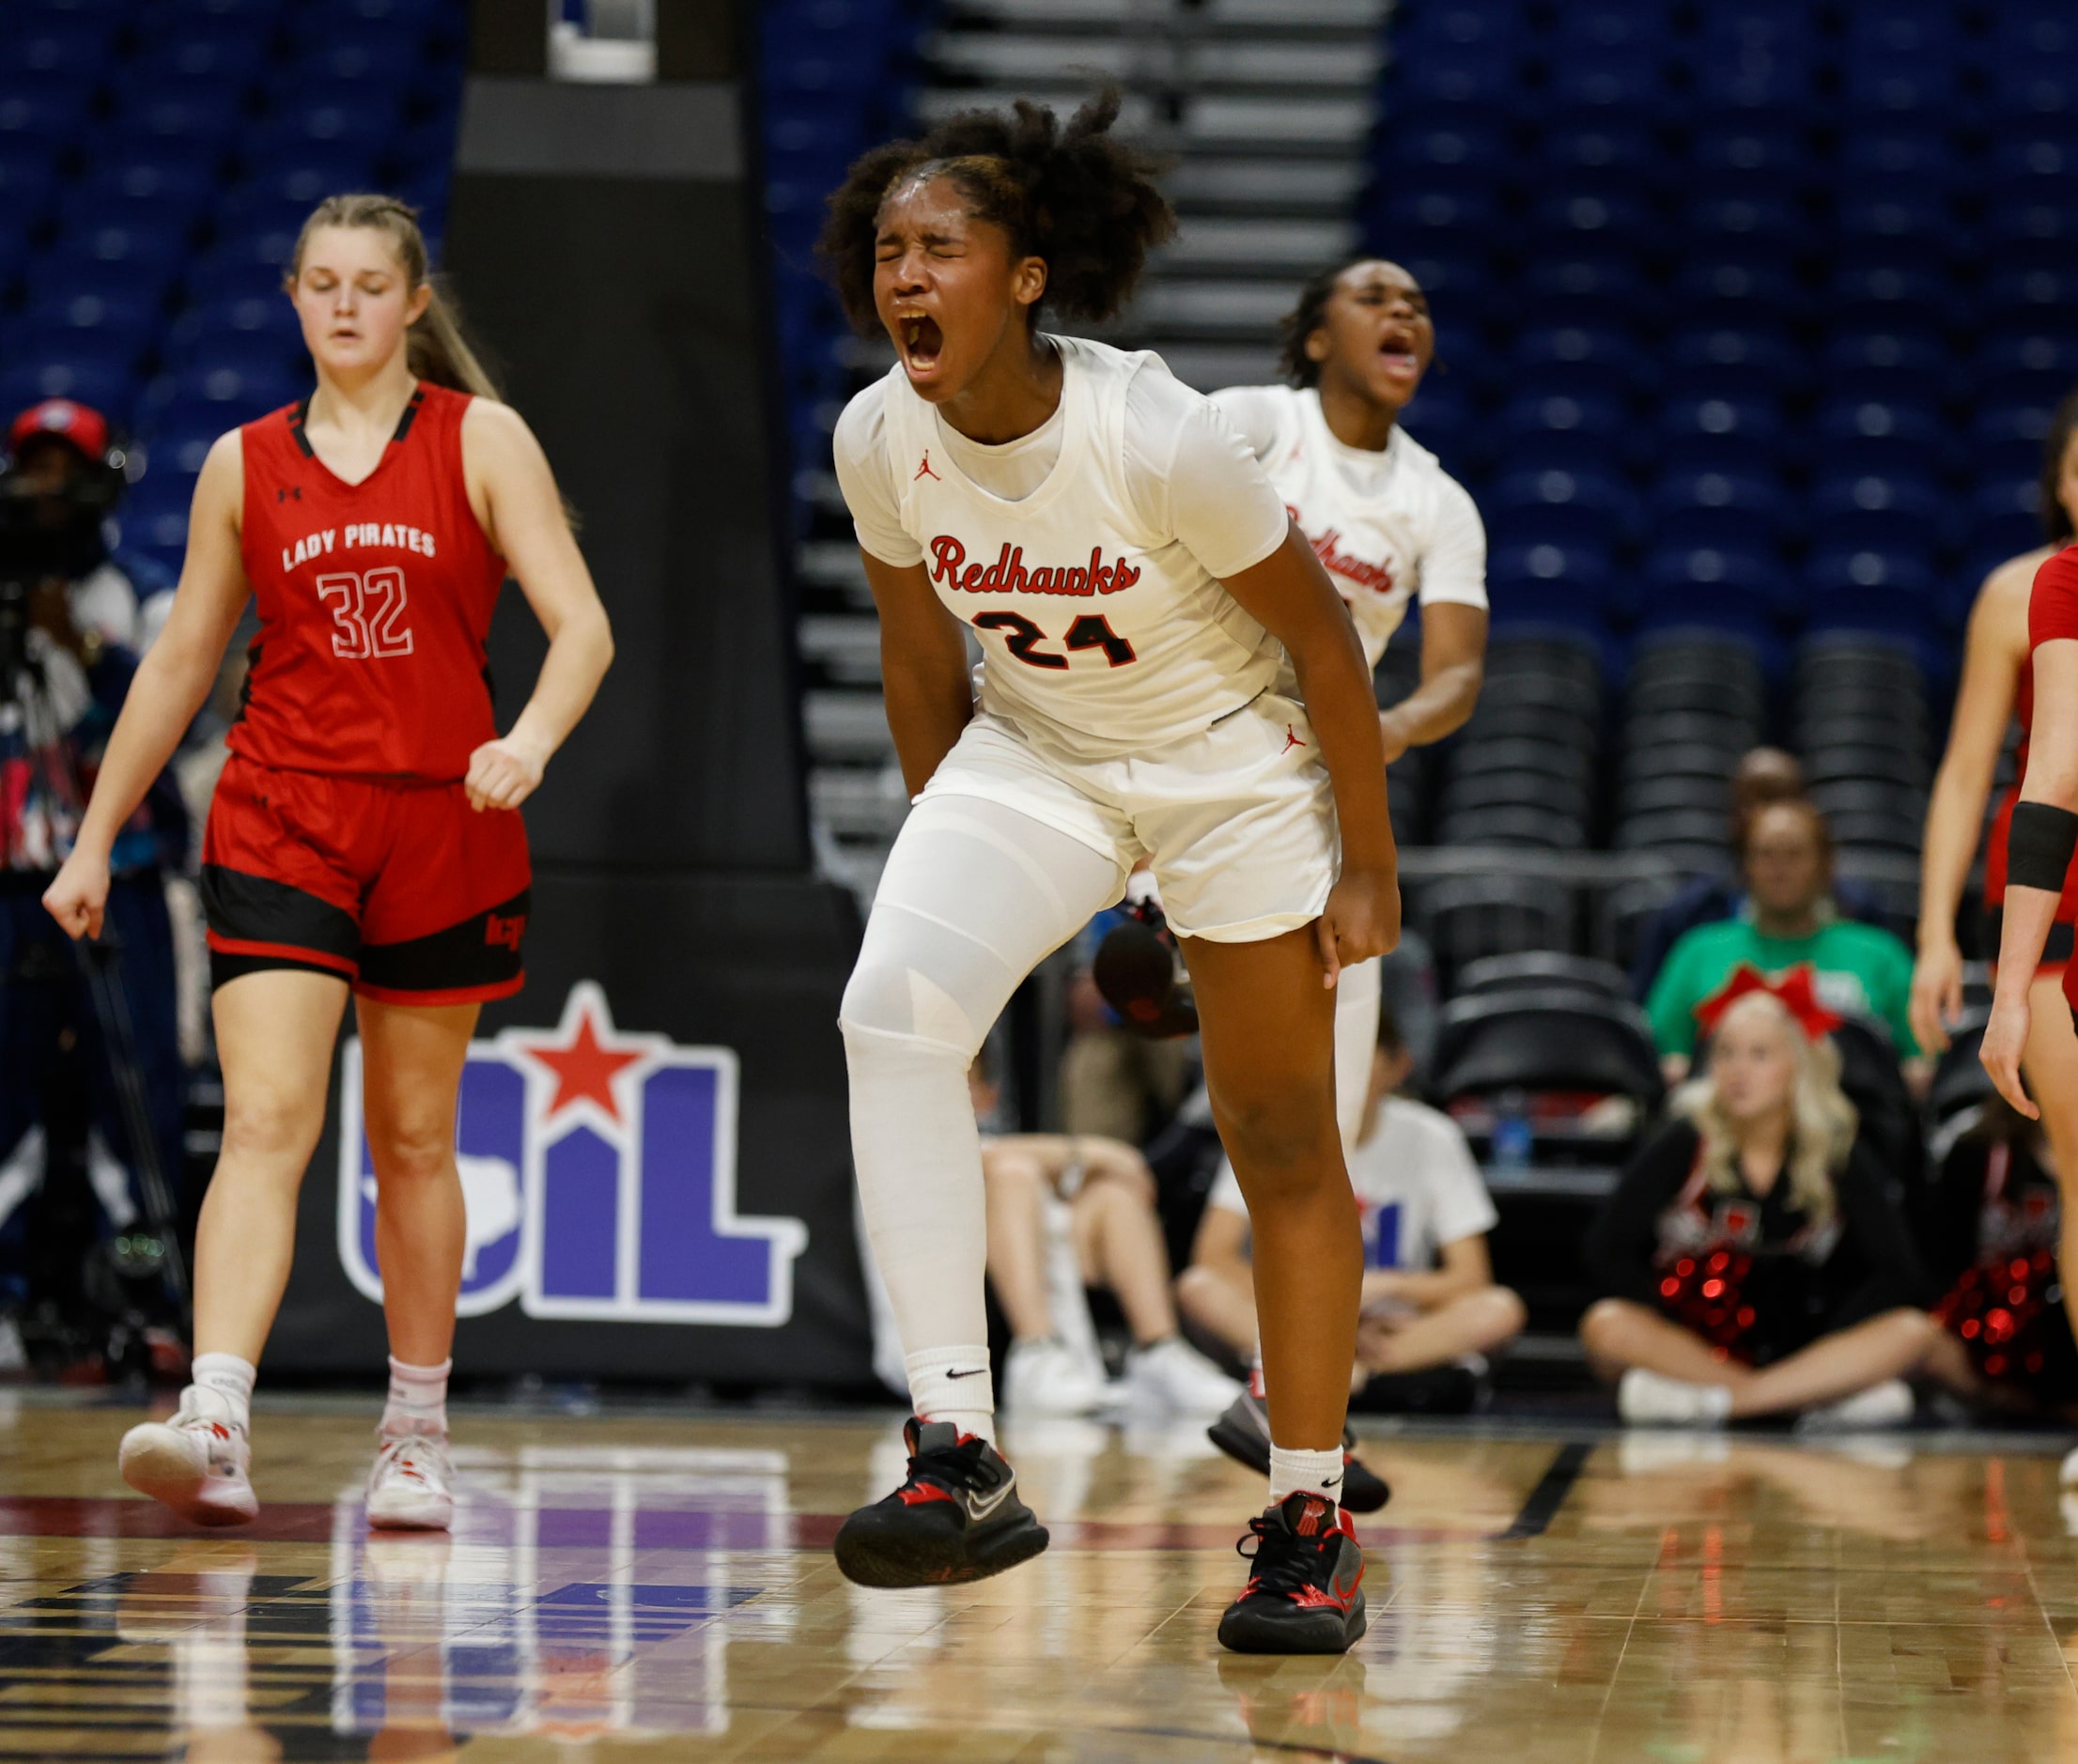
[
  {"xmin": 1282, "ymin": 724, "xmax": 1308, "ymax": 753},
  {"xmin": 277, "ymin": 486, "xmax": 302, "ymax": 502},
  {"xmin": 914, "ymin": 451, "xmax": 941, "ymax": 482}
]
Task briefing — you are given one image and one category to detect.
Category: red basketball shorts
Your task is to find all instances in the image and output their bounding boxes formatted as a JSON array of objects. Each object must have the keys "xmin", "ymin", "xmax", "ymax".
[{"xmin": 201, "ymin": 752, "xmax": 532, "ymax": 1006}]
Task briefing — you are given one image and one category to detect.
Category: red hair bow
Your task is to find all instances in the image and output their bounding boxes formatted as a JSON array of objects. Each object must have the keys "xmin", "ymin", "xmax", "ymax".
[{"xmin": 1692, "ymin": 962, "xmax": 1843, "ymax": 1042}]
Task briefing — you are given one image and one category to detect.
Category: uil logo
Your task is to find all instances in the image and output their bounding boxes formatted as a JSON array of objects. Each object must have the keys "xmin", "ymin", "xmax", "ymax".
[{"xmin": 336, "ymin": 983, "xmax": 808, "ymax": 1324}]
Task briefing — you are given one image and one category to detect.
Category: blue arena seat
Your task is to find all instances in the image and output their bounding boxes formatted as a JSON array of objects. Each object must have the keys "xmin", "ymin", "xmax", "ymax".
[
  {"xmin": 1649, "ymin": 470, "xmax": 1792, "ymax": 548},
  {"xmin": 1808, "ymin": 472, "xmax": 1948, "ymax": 555},
  {"xmin": 1529, "ymin": 189, "xmax": 1651, "ymax": 244},
  {"xmin": 1971, "ymin": 403, "xmax": 2067, "ymax": 483},
  {"xmin": 1812, "ymin": 398, "xmax": 1946, "ymax": 478},
  {"xmin": 1488, "ymin": 468, "xmax": 1640, "ymax": 549},
  {"xmin": 1663, "ymin": 326, "xmax": 1799, "ymax": 400},
  {"xmin": 1657, "ymin": 396, "xmax": 1783, "ymax": 474},
  {"xmin": 1805, "ymin": 548, "xmax": 1940, "ymax": 608},
  {"xmin": 1634, "ymin": 546, "xmax": 1793, "ymax": 626},
  {"xmin": 1965, "ymin": 480, "xmax": 2050, "ymax": 561},
  {"xmin": 1509, "ymin": 325, "xmax": 1648, "ymax": 400},
  {"xmin": 1977, "ymin": 334, "xmax": 2078, "ymax": 409},
  {"xmin": 1670, "ymin": 255, "xmax": 1804, "ymax": 325},
  {"xmin": 1826, "ymin": 261, "xmax": 1945, "ymax": 329},
  {"xmin": 1820, "ymin": 329, "xmax": 1949, "ymax": 402}
]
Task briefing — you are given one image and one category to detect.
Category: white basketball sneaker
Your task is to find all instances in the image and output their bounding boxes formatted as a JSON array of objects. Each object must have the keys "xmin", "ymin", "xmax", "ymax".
[
  {"xmin": 1795, "ymin": 1378, "xmax": 1914, "ymax": 1432},
  {"xmin": 1124, "ymin": 1337, "xmax": 1243, "ymax": 1417},
  {"xmin": 366, "ymin": 1432, "xmax": 455, "ymax": 1532},
  {"xmin": 1003, "ymin": 1338, "xmax": 1112, "ymax": 1416},
  {"xmin": 118, "ymin": 1389, "xmax": 258, "ymax": 1526},
  {"xmin": 1617, "ymin": 1367, "xmax": 1734, "ymax": 1427}
]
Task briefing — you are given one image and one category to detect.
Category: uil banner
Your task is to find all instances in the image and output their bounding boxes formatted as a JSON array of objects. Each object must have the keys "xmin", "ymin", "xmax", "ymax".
[
  {"xmin": 336, "ymin": 984, "xmax": 808, "ymax": 1329},
  {"xmin": 267, "ymin": 874, "xmax": 875, "ymax": 1388}
]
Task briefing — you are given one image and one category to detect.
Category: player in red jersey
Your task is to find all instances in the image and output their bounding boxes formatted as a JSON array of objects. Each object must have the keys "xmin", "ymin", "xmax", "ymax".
[
  {"xmin": 1914, "ymin": 394, "xmax": 2078, "ymax": 1415},
  {"xmin": 1984, "ymin": 534, "xmax": 2078, "ymax": 1486},
  {"xmin": 41, "ymin": 194, "xmax": 614, "ymax": 1527}
]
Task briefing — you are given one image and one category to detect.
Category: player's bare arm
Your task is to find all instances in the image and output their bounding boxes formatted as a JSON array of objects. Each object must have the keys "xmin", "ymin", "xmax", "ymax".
[
  {"xmin": 861, "ymin": 550, "xmax": 974, "ymax": 797},
  {"xmin": 1984, "ymin": 635, "xmax": 2078, "ymax": 1115},
  {"xmin": 1379, "ymin": 600, "xmax": 1486, "ymax": 762},
  {"xmin": 1219, "ymin": 521, "xmax": 1400, "ymax": 983},
  {"xmin": 1914, "ymin": 559, "xmax": 2035, "ymax": 1050},
  {"xmin": 457, "ymin": 398, "xmax": 614, "ymax": 812},
  {"xmin": 43, "ymin": 431, "xmax": 253, "ymax": 940}
]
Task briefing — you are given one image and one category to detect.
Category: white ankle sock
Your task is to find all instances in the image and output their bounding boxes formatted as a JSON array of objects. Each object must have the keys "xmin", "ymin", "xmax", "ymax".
[
  {"xmin": 190, "ymin": 1353, "xmax": 256, "ymax": 1432},
  {"xmin": 907, "ymin": 1347, "xmax": 995, "ymax": 1445},
  {"xmin": 1269, "ymin": 1444, "xmax": 1344, "ymax": 1508},
  {"xmin": 380, "ymin": 1356, "xmax": 451, "ymax": 1441}
]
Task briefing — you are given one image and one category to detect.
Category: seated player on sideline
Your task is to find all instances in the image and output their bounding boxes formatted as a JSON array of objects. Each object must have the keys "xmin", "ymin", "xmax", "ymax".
[
  {"xmin": 1179, "ymin": 1002, "xmax": 1525, "ymax": 1416},
  {"xmin": 1581, "ymin": 983, "xmax": 1934, "ymax": 1428},
  {"xmin": 970, "ymin": 1059, "xmax": 1240, "ymax": 1419}
]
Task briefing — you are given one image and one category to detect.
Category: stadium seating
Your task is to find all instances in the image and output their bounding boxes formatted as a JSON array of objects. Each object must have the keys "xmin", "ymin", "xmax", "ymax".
[
  {"xmin": 1370, "ymin": 0, "xmax": 2078, "ymax": 663},
  {"xmin": 0, "ymin": 0, "xmax": 467, "ymax": 576}
]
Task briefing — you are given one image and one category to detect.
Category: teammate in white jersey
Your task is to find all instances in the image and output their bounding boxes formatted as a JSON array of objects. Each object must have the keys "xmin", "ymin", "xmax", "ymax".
[
  {"xmin": 1215, "ymin": 257, "xmax": 1489, "ymax": 1149},
  {"xmin": 820, "ymin": 93, "xmax": 1396, "ymax": 1655},
  {"xmin": 1198, "ymin": 259, "xmax": 1492, "ymax": 1480}
]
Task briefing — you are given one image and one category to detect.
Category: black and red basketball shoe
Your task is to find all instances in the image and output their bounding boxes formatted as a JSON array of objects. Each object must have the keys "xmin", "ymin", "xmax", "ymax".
[
  {"xmin": 1206, "ymin": 1387, "xmax": 1392, "ymax": 1513},
  {"xmin": 1217, "ymin": 1492, "xmax": 1368, "ymax": 1655},
  {"xmin": 833, "ymin": 1418, "xmax": 1049, "ymax": 1587}
]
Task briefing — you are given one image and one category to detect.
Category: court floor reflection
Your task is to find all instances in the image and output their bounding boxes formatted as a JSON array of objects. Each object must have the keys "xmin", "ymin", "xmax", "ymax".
[{"xmin": 0, "ymin": 1400, "xmax": 2072, "ymax": 1758}]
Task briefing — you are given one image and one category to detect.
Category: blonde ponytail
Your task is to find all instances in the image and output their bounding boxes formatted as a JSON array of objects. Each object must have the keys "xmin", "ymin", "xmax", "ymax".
[{"xmin": 287, "ymin": 193, "xmax": 503, "ymax": 401}]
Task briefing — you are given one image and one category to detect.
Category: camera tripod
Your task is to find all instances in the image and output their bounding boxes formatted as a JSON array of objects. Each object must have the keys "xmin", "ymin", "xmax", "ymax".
[{"xmin": 0, "ymin": 583, "xmax": 190, "ymax": 1371}]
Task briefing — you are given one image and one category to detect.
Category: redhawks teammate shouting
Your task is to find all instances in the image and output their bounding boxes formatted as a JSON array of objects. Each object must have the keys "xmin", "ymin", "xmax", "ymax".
[{"xmin": 43, "ymin": 194, "xmax": 613, "ymax": 1528}]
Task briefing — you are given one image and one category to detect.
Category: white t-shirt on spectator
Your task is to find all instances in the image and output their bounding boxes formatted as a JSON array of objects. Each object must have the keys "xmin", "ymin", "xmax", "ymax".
[{"xmin": 1207, "ymin": 1095, "xmax": 1498, "ymax": 1271}]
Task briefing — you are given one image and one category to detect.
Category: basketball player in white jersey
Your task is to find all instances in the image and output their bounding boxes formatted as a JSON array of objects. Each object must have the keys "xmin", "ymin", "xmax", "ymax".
[
  {"xmin": 819, "ymin": 93, "xmax": 1396, "ymax": 1654},
  {"xmin": 1202, "ymin": 256, "xmax": 1490, "ymax": 1483}
]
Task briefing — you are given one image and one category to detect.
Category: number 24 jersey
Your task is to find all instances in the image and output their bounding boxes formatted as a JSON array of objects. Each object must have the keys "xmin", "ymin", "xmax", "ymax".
[
  {"xmin": 870, "ymin": 335, "xmax": 1291, "ymax": 763},
  {"xmin": 234, "ymin": 380, "xmax": 505, "ymax": 782}
]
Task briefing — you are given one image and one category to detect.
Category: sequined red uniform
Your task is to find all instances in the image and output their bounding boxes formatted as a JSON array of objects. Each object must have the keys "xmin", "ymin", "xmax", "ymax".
[{"xmin": 2025, "ymin": 546, "xmax": 2078, "ymax": 1015}]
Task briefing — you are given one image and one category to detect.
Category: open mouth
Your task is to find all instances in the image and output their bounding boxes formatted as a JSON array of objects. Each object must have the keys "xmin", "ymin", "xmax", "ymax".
[
  {"xmin": 897, "ymin": 312, "xmax": 944, "ymax": 369},
  {"xmin": 1378, "ymin": 334, "xmax": 1419, "ymax": 371}
]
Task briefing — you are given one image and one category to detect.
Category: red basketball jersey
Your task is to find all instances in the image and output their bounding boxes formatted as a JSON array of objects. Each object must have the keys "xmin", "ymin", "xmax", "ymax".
[
  {"xmin": 1983, "ymin": 653, "xmax": 2078, "ymax": 921},
  {"xmin": 232, "ymin": 382, "xmax": 505, "ymax": 781}
]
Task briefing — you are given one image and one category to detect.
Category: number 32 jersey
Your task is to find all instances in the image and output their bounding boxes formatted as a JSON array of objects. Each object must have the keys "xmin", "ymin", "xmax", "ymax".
[
  {"xmin": 870, "ymin": 335, "xmax": 1289, "ymax": 762},
  {"xmin": 233, "ymin": 380, "xmax": 505, "ymax": 781}
]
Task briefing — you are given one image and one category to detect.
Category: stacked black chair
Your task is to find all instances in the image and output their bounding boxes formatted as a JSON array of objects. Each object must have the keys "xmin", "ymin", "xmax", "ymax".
[
  {"xmin": 1791, "ymin": 636, "xmax": 1931, "ymax": 867},
  {"xmin": 1614, "ymin": 634, "xmax": 1769, "ymax": 878},
  {"xmin": 1434, "ymin": 636, "xmax": 1603, "ymax": 850}
]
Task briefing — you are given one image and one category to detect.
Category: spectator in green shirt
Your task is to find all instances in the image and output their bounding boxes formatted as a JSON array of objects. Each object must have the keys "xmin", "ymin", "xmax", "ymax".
[{"xmin": 1648, "ymin": 799, "xmax": 1920, "ymax": 1083}]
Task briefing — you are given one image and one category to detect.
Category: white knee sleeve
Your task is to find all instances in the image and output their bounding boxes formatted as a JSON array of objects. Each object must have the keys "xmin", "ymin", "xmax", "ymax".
[{"xmin": 839, "ymin": 796, "xmax": 1124, "ymax": 1421}]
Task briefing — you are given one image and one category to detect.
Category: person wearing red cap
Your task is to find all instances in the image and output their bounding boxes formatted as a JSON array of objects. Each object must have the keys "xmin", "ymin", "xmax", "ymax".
[
  {"xmin": 0, "ymin": 394, "xmax": 189, "ymax": 1378},
  {"xmin": 40, "ymin": 194, "xmax": 613, "ymax": 1531},
  {"xmin": 1577, "ymin": 983, "xmax": 1934, "ymax": 1427}
]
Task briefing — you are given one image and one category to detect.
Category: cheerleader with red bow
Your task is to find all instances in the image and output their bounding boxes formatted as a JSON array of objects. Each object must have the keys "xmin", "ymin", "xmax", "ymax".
[{"xmin": 1578, "ymin": 971, "xmax": 1935, "ymax": 1427}]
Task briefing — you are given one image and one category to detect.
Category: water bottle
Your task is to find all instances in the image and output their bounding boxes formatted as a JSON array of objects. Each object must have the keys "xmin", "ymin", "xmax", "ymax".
[{"xmin": 1490, "ymin": 1088, "xmax": 1533, "ymax": 1170}]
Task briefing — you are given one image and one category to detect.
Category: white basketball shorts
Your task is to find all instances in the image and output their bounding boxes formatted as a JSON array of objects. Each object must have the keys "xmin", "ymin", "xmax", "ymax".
[{"xmin": 916, "ymin": 691, "xmax": 1340, "ymax": 943}]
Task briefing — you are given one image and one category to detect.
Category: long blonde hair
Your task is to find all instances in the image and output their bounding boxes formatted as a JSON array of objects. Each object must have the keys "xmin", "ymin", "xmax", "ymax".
[
  {"xmin": 287, "ymin": 193, "xmax": 502, "ymax": 401},
  {"xmin": 1671, "ymin": 990, "xmax": 1857, "ymax": 1229}
]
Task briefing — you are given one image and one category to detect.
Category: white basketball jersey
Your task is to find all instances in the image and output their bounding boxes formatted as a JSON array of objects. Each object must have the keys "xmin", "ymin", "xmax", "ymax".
[
  {"xmin": 878, "ymin": 336, "xmax": 1284, "ymax": 761},
  {"xmin": 1240, "ymin": 385, "xmax": 1473, "ymax": 669}
]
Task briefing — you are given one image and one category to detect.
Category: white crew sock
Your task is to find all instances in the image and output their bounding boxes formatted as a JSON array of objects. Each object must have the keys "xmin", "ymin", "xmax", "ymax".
[
  {"xmin": 380, "ymin": 1356, "xmax": 451, "ymax": 1441},
  {"xmin": 907, "ymin": 1346, "xmax": 996, "ymax": 1445},
  {"xmin": 190, "ymin": 1353, "xmax": 256, "ymax": 1433},
  {"xmin": 1269, "ymin": 1444, "xmax": 1345, "ymax": 1509}
]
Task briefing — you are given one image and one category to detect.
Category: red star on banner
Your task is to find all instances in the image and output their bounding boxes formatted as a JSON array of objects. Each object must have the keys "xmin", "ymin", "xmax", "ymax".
[{"xmin": 515, "ymin": 992, "xmax": 645, "ymax": 1122}]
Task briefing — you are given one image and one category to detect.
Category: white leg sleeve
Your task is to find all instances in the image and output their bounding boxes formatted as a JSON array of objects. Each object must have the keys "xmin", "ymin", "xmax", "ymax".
[
  {"xmin": 838, "ymin": 794, "xmax": 1124, "ymax": 1428},
  {"xmin": 1333, "ymin": 955, "xmax": 1384, "ymax": 1154}
]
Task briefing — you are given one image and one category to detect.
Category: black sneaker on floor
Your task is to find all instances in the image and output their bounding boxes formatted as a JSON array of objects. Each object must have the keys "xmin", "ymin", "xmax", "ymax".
[
  {"xmin": 833, "ymin": 1418, "xmax": 1049, "ymax": 1588},
  {"xmin": 1206, "ymin": 1390, "xmax": 1391, "ymax": 1513},
  {"xmin": 1217, "ymin": 1492, "xmax": 1367, "ymax": 1655}
]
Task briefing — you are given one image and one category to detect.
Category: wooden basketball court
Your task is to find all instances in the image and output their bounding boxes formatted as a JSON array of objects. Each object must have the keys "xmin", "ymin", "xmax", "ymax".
[{"xmin": 0, "ymin": 1394, "xmax": 2071, "ymax": 1759}]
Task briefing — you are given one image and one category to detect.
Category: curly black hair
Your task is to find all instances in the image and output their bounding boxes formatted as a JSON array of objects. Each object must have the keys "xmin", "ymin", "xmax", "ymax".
[
  {"xmin": 1276, "ymin": 261, "xmax": 1351, "ymax": 388},
  {"xmin": 2041, "ymin": 383, "xmax": 2078, "ymax": 545},
  {"xmin": 817, "ymin": 88, "xmax": 1174, "ymax": 335}
]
